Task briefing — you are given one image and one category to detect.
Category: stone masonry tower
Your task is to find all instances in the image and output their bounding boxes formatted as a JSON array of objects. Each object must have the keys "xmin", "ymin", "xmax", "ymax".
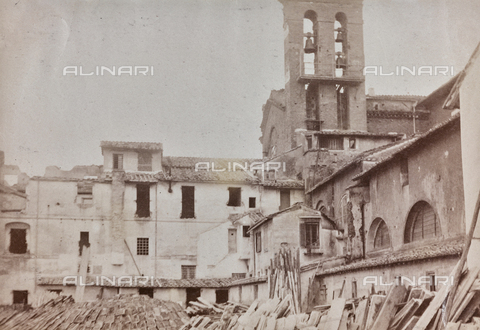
[{"xmin": 279, "ymin": 0, "xmax": 367, "ymax": 148}]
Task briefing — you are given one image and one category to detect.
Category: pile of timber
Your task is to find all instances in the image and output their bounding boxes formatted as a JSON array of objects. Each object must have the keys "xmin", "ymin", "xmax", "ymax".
[
  {"xmin": 186, "ymin": 297, "xmax": 248, "ymax": 316},
  {"xmin": 268, "ymin": 247, "xmax": 301, "ymax": 314},
  {"xmin": 310, "ymin": 267, "xmax": 480, "ymax": 330},
  {"xmin": 0, "ymin": 294, "xmax": 189, "ymax": 330},
  {"xmin": 181, "ymin": 294, "xmax": 300, "ymax": 330}
]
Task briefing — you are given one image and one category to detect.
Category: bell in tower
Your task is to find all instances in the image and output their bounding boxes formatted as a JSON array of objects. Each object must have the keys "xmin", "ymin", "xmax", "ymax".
[
  {"xmin": 304, "ymin": 33, "xmax": 316, "ymax": 54},
  {"xmin": 335, "ymin": 28, "xmax": 344, "ymax": 42}
]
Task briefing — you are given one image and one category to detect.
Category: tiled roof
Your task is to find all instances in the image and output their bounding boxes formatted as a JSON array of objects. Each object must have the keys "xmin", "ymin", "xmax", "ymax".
[
  {"xmin": 353, "ymin": 113, "xmax": 460, "ymax": 181},
  {"xmin": 230, "ymin": 275, "xmax": 268, "ymax": 287},
  {"xmin": 248, "ymin": 203, "xmax": 322, "ymax": 232},
  {"xmin": 100, "ymin": 141, "xmax": 163, "ymax": 151},
  {"xmin": 313, "ymin": 237, "xmax": 463, "ymax": 277},
  {"xmin": 312, "ymin": 130, "xmax": 403, "ymax": 137},
  {"xmin": 0, "ymin": 183, "xmax": 27, "ymax": 198},
  {"xmin": 229, "ymin": 210, "xmax": 266, "ymax": 223},
  {"xmin": 306, "ymin": 137, "xmax": 416, "ymax": 194},
  {"xmin": 159, "ymin": 167, "xmax": 258, "ymax": 183},
  {"xmin": 38, "ymin": 276, "xmax": 234, "ymax": 288},
  {"xmin": 0, "ymin": 294, "xmax": 188, "ymax": 330},
  {"xmin": 263, "ymin": 180, "xmax": 304, "ymax": 189},
  {"xmin": 366, "ymin": 94, "xmax": 425, "ymax": 101},
  {"xmin": 163, "ymin": 156, "xmax": 261, "ymax": 168}
]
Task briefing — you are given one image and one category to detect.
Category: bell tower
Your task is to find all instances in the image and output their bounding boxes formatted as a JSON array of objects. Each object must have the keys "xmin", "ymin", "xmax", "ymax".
[{"xmin": 279, "ymin": 0, "xmax": 367, "ymax": 148}]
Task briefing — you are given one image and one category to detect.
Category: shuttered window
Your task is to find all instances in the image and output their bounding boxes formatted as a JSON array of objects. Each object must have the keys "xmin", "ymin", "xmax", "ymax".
[
  {"xmin": 181, "ymin": 186, "xmax": 195, "ymax": 219},
  {"xmin": 405, "ymin": 201, "xmax": 440, "ymax": 243},
  {"xmin": 113, "ymin": 154, "xmax": 123, "ymax": 170},
  {"xmin": 300, "ymin": 221, "xmax": 320, "ymax": 249},
  {"xmin": 181, "ymin": 265, "xmax": 196, "ymax": 279}
]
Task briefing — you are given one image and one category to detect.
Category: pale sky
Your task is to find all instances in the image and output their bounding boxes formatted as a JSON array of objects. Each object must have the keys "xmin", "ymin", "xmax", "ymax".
[{"xmin": 1, "ymin": 0, "xmax": 479, "ymax": 176}]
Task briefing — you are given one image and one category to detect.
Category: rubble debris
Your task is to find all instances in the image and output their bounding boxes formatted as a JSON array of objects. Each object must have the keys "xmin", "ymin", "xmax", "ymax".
[{"xmin": 0, "ymin": 294, "xmax": 189, "ymax": 330}]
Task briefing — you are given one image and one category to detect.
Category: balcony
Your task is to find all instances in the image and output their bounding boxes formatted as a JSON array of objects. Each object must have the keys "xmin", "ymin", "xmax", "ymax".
[{"xmin": 299, "ymin": 53, "xmax": 364, "ymax": 85}]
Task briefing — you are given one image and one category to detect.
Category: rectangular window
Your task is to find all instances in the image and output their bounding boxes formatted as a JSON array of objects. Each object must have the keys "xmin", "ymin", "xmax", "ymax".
[
  {"xmin": 9, "ymin": 229, "xmax": 27, "ymax": 254},
  {"xmin": 243, "ymin": 226, "xmax": 250, "ymax": 238},
  {"xmin": 280, "ymin": 189, "xmax": 291, "ymax": 210},
  {"xmin": 426, "ymin": 271, "xmax": 436, "ymax": 291},
  {"xmin": 181, "ymin": 186, "xmax": 195, "ymax": 218},
  {"xmin": 13, "ymin": 290, "xmax": 28, "ymax": 305},
  {"xmin": 228, "ymin": 229, "xmax": 237, "ymax": 254},
  {"xmin": 181, "ymin": 265, "xmax": 196, "ymax": 279},
  {"xmin": 318, "ymin": 136, "xmax": 344, "ymax": 150},
  {"xmin": 138, "ymin": 152, "xmax": 153, "ymax": 171},
  {"xmin": 136, "ymin": 184, "xmax": 150, "ymax": 218},
  {"xmin": 113, "ymin": 154, "xmax": 123, "ymax": 170},
  {"xmin": 232, "ymin": 273, "xmax": 246, "ymax": 279},
  {"xmin": 227, "ymin": 187, "xmax": 241, "ymax": 207},
  {"xmin": 137, "ymin": 237, "xmax": 149, "ymax": 255},
  {"xmin": 400, "ymin": 157, "xmax": 409, "ymax": 186},
  {"xmin": 249, "ymin": 197, "xmax": 256, "ymax": 208},
  {"xmin": 255, "ymin": 232, "xmax": 262, "ymax": 253},
  {"xmin": 300, "ymin": 221, "xmax": 320, "ymax": 249},
  {"xmin": 306, "ymin": 136, "xmax": 313, "ymax": 150},
  {"xmin": 79, "ymin": 231, "xmax": 90, "ymax": 256},
  {"xmin": 254, "ymin": 285, "xmax": 258, "ymax": 300},
  {"xmin": 77, "ymin": 182, "xmax": 93, "ymax": 195}
]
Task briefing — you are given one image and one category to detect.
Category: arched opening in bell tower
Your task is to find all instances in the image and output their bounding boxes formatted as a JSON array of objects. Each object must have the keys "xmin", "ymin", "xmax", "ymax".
[
  {"xmin": 303, "ymin": 10, "xmax": 318, "ymax": 75},
  {"xmin": 334, "ymin": 12, "xmax": 347, "ymax": 77}
]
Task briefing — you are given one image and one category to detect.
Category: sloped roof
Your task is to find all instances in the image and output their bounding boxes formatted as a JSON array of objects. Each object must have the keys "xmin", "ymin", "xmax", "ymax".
[
  {"xmin": 100, "ymin": 141, "xmax": 163, "ymax": 151},
  {"xmin": 248, "ymin": 203, "xmax": 322, "ymax": 232},
  {"xmin": 311, "ymin": 236, "xmax": 463, "ymax": 276},
  {"xmin": 353, "ymin": 113, "xmax": 460, "ymax": 181},
  {"xmin": 443, "ymin": 42, "xmax": 480, "ymax": 110},
  {"xmin": 230, "ymin": 275, "xmax": 268, "ymax": 287},
  {"xmin": 0, "ymin": 183, "xmax": 27, "ymax": 198},
  {"xmin": 0, "ymin": 294, "xmax": 188, "ymax": 330},
  {"xmin": 366, "ymin": 94, "xmax": 425, "ymax": 101},
  {"xmin": 263, "ymin": 180, "xmax": 304, "ymax": 189},
  {"xmin": 306, "ymin": 137, "xmax": 416, "ymax": 194},
  {"xmin": 229, "ymin": 210, "xmax": 266, "ymax": 223},
  {"xmin": 38, "ymin": 276, "xmax": 234, "ymax": 288}
]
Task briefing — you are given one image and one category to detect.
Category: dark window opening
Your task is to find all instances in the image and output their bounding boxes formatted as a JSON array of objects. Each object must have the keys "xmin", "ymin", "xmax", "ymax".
[
  {"xmin": 306, "ymin": 136, "xmax": 313, "ymax": 149},
  {"xmin": 228, "ymin": 229, "xmax": 237, "ymax": 254},
  {"xmin": 254, "ymin": 285, "xmax": 259, "ymax": 300},
  {"xmin": 113, "ymin": 154, "xmax": 123, "ymax": 170},
  {"xmin": 249, "ymin": 197, "xmax": 256, "ymax": 208},
  {"xmin": 181, "ymin": 186, "xmax": 195, "ymax": 219},
  {"xmin": 243, "ymin": 226, "xmax": 250, "ymax": 238},
  {"xmin": 186, "ymin": 288, "xmax": 201, "ymax": 305},
  {"xmin": 300, "ymin": 221, "xmax": 320, "ymax": 249},
  {"xmin": 349, "ymin": 138, "xmax": 356, "ymax": 149},
  {"xmin": 400, "ymin": 157, "xmax": 409, "ymax": 186},
  {"xmin": 137, "ymin": 237, "xmax": 149, "ymax": 255},
  {"xmin": 182, "ymin": 265, "xmax": 196, "ymax": 279},
  {"xmin": 255, "ymin": 232, "xmax": 262, "ymax": 253},
  {"xmin": 280, "ymin": 189, "xmax": 291, "ymax": 210},
  {"xmin": 77, "ymin": 182, "xmax": 93, "ymax": 195},
  {"xmin": 336, "ymin": 85, "xmax": 349, "ymax": 130},
  {"xmin": 48, "ymin": 289, "xmax": 62, "ymax": 295},
  {"xmin": 13, "ymin": 290, "xmax": 28, "ymax": 305},
  {"xmin": 79, "ymin": 231, "xmax": 90, "ymax": 256},
  {"xmin": 352, "ymin": 279, "xmax": 357, "ymax": 299},
  {"xmin": 139, "ymin": 287, "xmax": 154, "ymax": 298},
  {"xmin": 227, "ymin": 187, "xmax": 242, "ymax": 207},
  {"xmin": 318, "ymin": 136, "xmax": 344, "ymax": 150},
  {"xmin": 9, "ymin": 229, "xmax": 27, "ymax": 254},
  {"xmin": 232, "ymin": 273, "xmax": 246, "ymax": 279},
  {"xmin": 138, "ymin": 152, "xmax": 153, "ymax": 171},
  {"xmin": 136, "ymin": 184, "xmax": 150, "ymax": 218},
  {"xmin": 215, "ymin": 289, "xmax": 229, "ymax": 304},
  {"xmin": 426, "ymin": 272, "xmax": 436, "ymax": 292}
]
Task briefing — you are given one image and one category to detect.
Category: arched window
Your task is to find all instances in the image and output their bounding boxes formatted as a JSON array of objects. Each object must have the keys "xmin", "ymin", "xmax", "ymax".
[
  {"xmin": 374, "ymin": 220, "xmax": 390, "ymax": 249},
  {"xmin": 334, "ymin": 12, "xmax": 347, "ymax": 77},
  {"xmin": 405, "ymin": 201, "xmax": 440, "ymax": 243},
  {"xmin": 367, "ymin": 218, "xmax": 391, "ymax": 251},
  {"xmin": 303, "ymin": 10, "xmax": 318, "ymax": 75}
]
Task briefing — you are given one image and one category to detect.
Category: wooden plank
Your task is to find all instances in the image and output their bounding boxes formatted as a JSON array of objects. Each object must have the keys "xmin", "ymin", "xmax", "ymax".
[
  {"xmin": 323, "ymin": 298, "xmax": 346, "ymax": 330},
  {"xmin": 75, "ymin": 246, "xmax": 90, "ymax": 303},
  {"xmin": 444, "ymin": 322, "xmax": 461, "ymax": 330},
  {"xmin": 371, "ymin": 285, "xmax": 407, "ymax": 330},
  {"xmin": 451, "ymin": 291, "xmax": 475, "ymax": 322},
  {"xmin": 457, "ymin": 292, "xmax": 480, "ymax": 324},
  {"xmin": 389, "ymin": 298, "xmax": 422, "ymax": 330},
  {"xmin": 459, "ymin": 325, "xmax": 480, "ymax": 330},
  {"xmin": 401, "ymin": 316, "xmax": 420, "ymax": 330},
  {"xmin": 365, "ymin": 295, "xmax": 386, "ymax": 330},
  {"xmin": 355, "ymin": 299, "xmax": 368, "ymax": 330},
  {"xmin": 338, "ymin": 309, "xmax": 349, "ymax": 330}
]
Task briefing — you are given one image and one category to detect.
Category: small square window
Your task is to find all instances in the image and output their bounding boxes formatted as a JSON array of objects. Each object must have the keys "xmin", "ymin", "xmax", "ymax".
[
  {"xmin": 137, "ymin": 238, "xmax": 149, "ymax": 255},
  {"xmin": 13, "ymin": 290, "xmax": 28, "ymax": 305},
  {"xmin": 249, "ymin": 197, "xmax": 256, "ymax": 208},
  {"xmin": 139, "ymin": 287, "xmax": 154, "ymax": 298},
  {"xmin": 181, "ymin": 265, "xmax": 196, "ymax": 279},
  {"xmin": 138, "ymin": 152, "xmax": 153, "ymax": 171}
]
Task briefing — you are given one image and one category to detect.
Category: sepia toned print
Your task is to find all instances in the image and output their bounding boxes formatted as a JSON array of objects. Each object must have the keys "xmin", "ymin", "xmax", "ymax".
[{"xmin": 1, "ymin": 0, "xmax": 480, "ymax": 329}]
